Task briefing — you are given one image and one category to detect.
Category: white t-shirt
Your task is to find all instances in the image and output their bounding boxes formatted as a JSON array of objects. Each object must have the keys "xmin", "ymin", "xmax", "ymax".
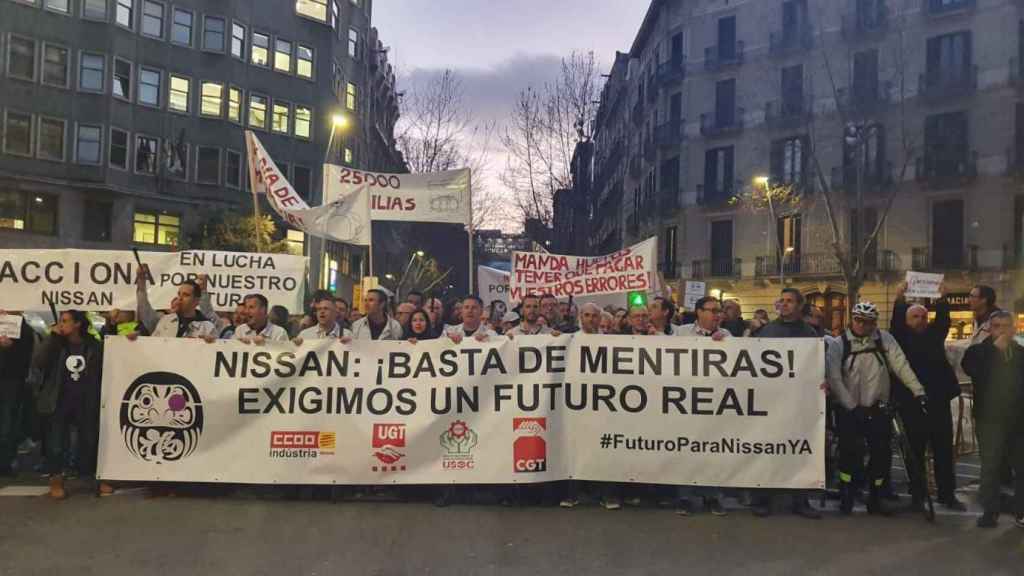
[
  {"xmin": 233, "ymin": 322, "xmax": 290, "ymax": 342},
  {"xmin": 445, "ymin": 323, "xmax": 499, "ymax": 339},
  {"xmin": 297, "ymin": 323, "xmax": 351, "ymax": 340}
]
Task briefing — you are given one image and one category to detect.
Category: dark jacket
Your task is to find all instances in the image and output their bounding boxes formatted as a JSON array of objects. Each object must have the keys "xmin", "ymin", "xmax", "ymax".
[
  {"xmin": 757, "ymin": 317, "xmax": 820, "ymax": 338},
  {"xmin": 962, "ymin": 337, "xmax": 1024, "ymax": 425},
  {"xmin": 721, "ymin": 318, "xmax": 749, "ymax": 338},
  {"xmin": 0, "ymin": 319, "xmax": 35, "ymax": 384},
  {"xmin": 31, "ymin": 334, "xmax": 103, "ymax": 416},
  {"xmin": 890, "ymin": 299, "xmax": 961, "ymax": 404}
]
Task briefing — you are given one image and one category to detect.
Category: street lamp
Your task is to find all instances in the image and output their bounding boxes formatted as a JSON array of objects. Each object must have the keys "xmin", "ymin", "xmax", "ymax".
[{"xmin": 316, "ymin": 112, "xmax": 351, "ymax": 290}]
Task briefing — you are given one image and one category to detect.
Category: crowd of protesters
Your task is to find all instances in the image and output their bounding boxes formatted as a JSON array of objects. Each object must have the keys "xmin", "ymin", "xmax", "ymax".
[{"xmin": 0, "ymin": 269, "xmax": 1019, "ymax": 529}]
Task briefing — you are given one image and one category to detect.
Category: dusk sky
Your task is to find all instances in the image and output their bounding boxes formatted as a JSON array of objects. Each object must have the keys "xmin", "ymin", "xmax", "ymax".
[{"xmin": 373, "ymin": 1, "xmax": 650, "ymax": 229}]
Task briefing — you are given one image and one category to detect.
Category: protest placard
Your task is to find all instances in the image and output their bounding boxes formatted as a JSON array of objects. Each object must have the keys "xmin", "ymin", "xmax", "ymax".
[
  {"xmin": 905, "ymin": 271, "xmax": 944, "ymax": 299},
  {"xmin": 509, "ymin": 238, "xmax": 657, "ymax": 303},
  {"xmin": 0, "ymin": 314, "xmax": 24, "ymax": 338}
]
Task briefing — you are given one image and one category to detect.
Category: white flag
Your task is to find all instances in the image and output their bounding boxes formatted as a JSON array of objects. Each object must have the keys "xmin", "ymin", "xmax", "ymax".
[{"xmin": 245, "ymin": 131, "xmax": 370, "ymax": 245}]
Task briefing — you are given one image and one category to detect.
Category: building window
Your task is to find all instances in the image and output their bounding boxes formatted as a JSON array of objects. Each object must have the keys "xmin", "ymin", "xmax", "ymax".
[
  {"xmin": 703, "ymin": 145, "xmax": 735, "ymax": 199},
  {"xmin": 110, "ymin": 127, "xmax": 129, "ymax": 170},
  {"xmin": 8, "ymin": 36, "xmax": 37, "ymax": 82},
  {"xmin": 274, "ymin": 38, "xmax": 292, "ymax": 73},
  {"xmin": 165, "ymin": 141, "xmax": 188, "ymax": 180},
  {"xmin": 80, "ymin": 53, "xmax": 105, "ymax": 93},
  {"xmin": 344, "ymin": 147, "xmax": 353, "ymax": 164},
  {"xmin": 138, "ymin": 67, "xmax": 161, "ymax": 106},
  {"xmin": 226, "ymin": 149, "xmax": 242, "ymax": 188},
  {"xmin": 231, "ymin": 22, "xmax": 245, "ymax": 59},
  {"xmin": 286, "ymin": 229, "xmax": 305, "ymax": 255},
  {"xmin": 135, "ymin": 134, "xmax": 159, "ymax": 173},
  {"xmin": 75, "ymin": 124, "xmax": 102, "ymax": 165},
  {"xmin": 37, "ymin": 117, "xmax": 66, "ymax": 161},
  {"xmin": 171, "ymin": 8, "xmax": 193, "ymax": 46},
  {"xmin": 293, "ymin": 166, "xmax": 311, "ymax": 199},
  {"xmin": 203, "ymin": 16, "xmax": 225, "ymax": 51},
  {"xmin": 4, "ymin": 111, "xmax": 33, "ymax": 157},
  {"xmin": 248, "ymin": 94, "xmax": 267, "ymax": 128},
  {"xmin": 200, "ymin": 81, "xmax": 223, "ymax": 117},
  {"xmin": 251, "ymin": 32, "xmax": 269, "ymax": 66},
  {"xmin": 346, "ymin": 82, "xmax": 357, "ymax": 110},
  {"xmin": 348, "ymin": 28, "xmax": 359, "ymax": 58},
  {"xmin": 0, "ymin": 191, "xmax": 57, "ymax": 235},
  {"xmin": 331, "ymin": 1, "xmax": 340, "ymax": 30},
  {"xmin": 277, "ymin": 162, "xmax": 290, "ymax": 180},
  {"xmin": 45, "ymin": 0, "xmax": 70, "ymax": 13},
  {"xmin": 141, "ymin": 0, "xmax": 163, "ymax": 38},
  {"xmin": 83, "ymin": 201, "xmax": 113, "ymax": 242},
  {"xmin": 227, "ymin": 86, "xmax": 242, "ymax": 122},
  {"xmin": 923, "ymin": 110, "xmax": 969, "ymax": 180},
  {"xmin": 272, "ymin": 102, "xmax": 291, "ymax": 134},
  {"xmin": 168, "ymin": 74, "xmax": 191, "ymax": 113},
  {"xmin": 297, "ymin": 45, "xmax": 314, "ymax": 79},
  {"xmin": 42, "ymin": 44, "xmax": 69, "ymax": 87},
  {"xmin": 113, "ymin": 58, "xmax": 132, "ymax": 100},
  {"xmin": 196, "ymin": 146, "xmax": 221, "ymax": 184},
  {"xmin": 83, "ymin": 0, "xmax": 107, "ymax": 20},
  {"xmin": 770, "ymin": 136, "xmax": 807, "ymax": 185},
  {"xmin": 133, "ymin": 211, "xmax": 180, "ymax": 246},
  {"xmin": 295, "ymin": 106, "xmax": 311, "ymax": 139},
  {"xmin": 115, "ymin": 0, "xmax": 134, "ymax": 28},
  {"xmin": 296, "ymin": 0, "xmax": 328, "ymax": 22}
]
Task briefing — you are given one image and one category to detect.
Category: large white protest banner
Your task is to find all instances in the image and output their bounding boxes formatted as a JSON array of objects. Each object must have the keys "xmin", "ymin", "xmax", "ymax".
[
  {"xmin": 324, "ymin": 166, "xmax": 472, "ymax": 226},
  {"xmin": 509, "ymin": 238, "xmax": 657, "ymax": 303},
  {"xmin": 0, "ymin": 249, "xmax": 306, "ymax": 312},
  {"xmin": 247, "ymin": 131, "xmax": 370, "ymax": 244},
  {"xmin": 97, "ymin": 335, "xmax": 825, "ymax": 488},
  {"xmin": 478, "ymin": 266, "xmax": 510, "ymax": 307}
]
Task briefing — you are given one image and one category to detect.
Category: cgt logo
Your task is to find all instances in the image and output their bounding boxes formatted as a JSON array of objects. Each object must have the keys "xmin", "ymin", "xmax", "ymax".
[
  {"xmin": 513, "ymin": 417, "xmax": 547, "ymax": 473},
  {"xmin": 269, "ymin": 431, "xmax": 335, "ymax": 458},
  {"xmin": 372, "ymin": 423, "xmax": 407, "ymax": 472}
]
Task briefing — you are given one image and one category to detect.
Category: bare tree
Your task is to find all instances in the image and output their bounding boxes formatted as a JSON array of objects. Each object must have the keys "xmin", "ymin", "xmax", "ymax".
[
  {"xmin": 734, "ymin": 3, "xmax": 917, "ymax": 310},
  {"xmin": 501, "ymin": 51, "xmax": 601, "ymax": 226},
  {"xmin": 395, "ymin": 69, "xmax": 507, "ymax": 229}
]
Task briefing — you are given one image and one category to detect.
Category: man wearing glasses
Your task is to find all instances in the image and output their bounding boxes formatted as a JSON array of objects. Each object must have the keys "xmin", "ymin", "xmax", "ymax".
[
  {"xmin": 826, "ymin": 301, "xmax": 927, "ymax": 517},
  {"xmin": 673, "ymin": 296, "xmax": 730, "ymax": 516}
]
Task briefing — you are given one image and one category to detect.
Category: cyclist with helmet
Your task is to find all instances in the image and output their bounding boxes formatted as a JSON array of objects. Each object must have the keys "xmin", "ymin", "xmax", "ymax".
[{"xmin": 825, "ymin": 300, "xmax": 928, "ymax": 516}]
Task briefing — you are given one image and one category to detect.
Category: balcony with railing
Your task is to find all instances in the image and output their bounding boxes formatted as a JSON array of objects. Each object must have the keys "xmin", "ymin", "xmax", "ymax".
[
  {"xmin": 700, "ymin": 107, "xmax": 745, "ymax": 138},
  {"xmin": 704, "ymin": 41, "xmax": 745, "ymax": 73},
  {"xmin": 830, "ymin": 162, "xmax": 894, "ymax": 193},
  {"xmin": 836, "ymin": 80, "xmax": 891, "ymax": 117},
  {"xmin": 922, "ymin": 0, "xmax": 976, "ymax": 17},
  {"xmin": 755, "ymin": 249, "xmax": 896, "ymax": 277},
  {"xmin": 918, "ymin": 66, "xmax": 977, "ymax": 104},
  {"xmin": 764, "ymin": 99, "xmax": 812, "ymax": 131},
  {"xmin": 841, "ymin": 2, "xmax": 889, "ymax": 41},
  {"xmin": 769, "ymin": 26, "xmax": 814, "ymax": 58},
  {"xmin": 915, "ymin": 151, "xmax": 978, "ymax": 188},
  {"xmin": 655, "ymin": 58, "xmax": 687, "ymax": 89},
  {"xmin": 692, "ymin": 258, "xmax": 742, "ymax": 280},
  {"xmin": 696, "ymin": 182, "xmax": 737, "ymax": 207},
  {"xmin": 654, "ymin": 120, "xmax": 685, "ymax": 148},
  {"xmin": 911, "ymin": 245, "xmax": 1009, "ymax": 272}
]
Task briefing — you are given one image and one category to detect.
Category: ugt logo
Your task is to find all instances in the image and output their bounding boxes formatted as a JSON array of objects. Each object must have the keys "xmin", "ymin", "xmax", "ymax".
[
  {"xmin": 513, "ymin": 417, "xmax": 546, "ymax": 473},
  {"xmin": 372, "ymin": 423, "xmax": 406, "ymax": 472},
  {"xmin": 440, "ymin": 420, "xmax": 478, "ymax": 471}
]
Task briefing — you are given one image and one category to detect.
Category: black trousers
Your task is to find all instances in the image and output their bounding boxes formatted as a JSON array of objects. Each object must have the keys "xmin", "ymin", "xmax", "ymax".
[
  {"xmin": 977, "ymin": 418, "xmax": 1024, "ymax": 517},
  {"xmin": 837, "ymin": 406, "xmax": 891, "ymax": 491},
  {"xmin": 46, "ymin": 404, "xmax": 99, "ymax": 477},
  {"xmin": 899, "ymin": 397, "xmax": 955, "ymax": 502},
  {"xmin": 0, "ymin": 382, "xmax": 19, "ymax": 471}
]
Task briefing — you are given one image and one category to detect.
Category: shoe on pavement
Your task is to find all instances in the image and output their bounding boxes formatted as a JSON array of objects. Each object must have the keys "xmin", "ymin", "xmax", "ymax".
[
  {"xmin": 940, "ymin": 497, "xmax": 967, "ymax": 512},
  {"xmin": 48, "ymin": 476, "xmax": 66, "ymax": 500},
  {"xmin": 98, "ymin": 482, "xmax": 115, "ymax": 497},
  {"xmin": 977, "ymin": 513, "xmax": 998, "ymax": 528},
  {"xmin": 559, "ymin": 498, "xmax": 579, "ymax": 509},
  {"xmin": 793, "ymin": 498, "xmax": 822, "ymax": 520},
  {"xmin": 706, "ymin": 498, "xmax": 727, "ymax": 517},
  {"xmin": 675, "ymin": 500, "xmax": 692, "ymax": 516},
  {"xmin": 601, "ymin": 497, "xmax": 622, "ymax": 511},
  {"xmin": 1014, "ymin": 514, "xmax": 1024, "ymax": 529}
]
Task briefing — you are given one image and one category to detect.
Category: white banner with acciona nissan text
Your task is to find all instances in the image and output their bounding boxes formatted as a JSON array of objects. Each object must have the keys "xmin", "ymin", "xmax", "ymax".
[
  {"xmin": 0, "ymin": 249, "xmax": 306, "ymax": 312},
  {"xmin": 323, "ymin": 166, "xmax": 472, "ymax": 226},
  {"xmin": 96, "ymin": 335, "xmax": 825, "ymax": 488}
]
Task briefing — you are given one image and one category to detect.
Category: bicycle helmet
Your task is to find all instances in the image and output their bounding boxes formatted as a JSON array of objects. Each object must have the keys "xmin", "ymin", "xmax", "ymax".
[{"xmin": 851, "ymin": 300, "xmax": 879, "ymax": 320}]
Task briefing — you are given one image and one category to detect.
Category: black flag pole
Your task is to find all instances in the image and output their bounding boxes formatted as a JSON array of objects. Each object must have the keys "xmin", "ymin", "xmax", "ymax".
[{"xmin": 132, "ymin": 248, "xmax": 155, "ymax": 284}]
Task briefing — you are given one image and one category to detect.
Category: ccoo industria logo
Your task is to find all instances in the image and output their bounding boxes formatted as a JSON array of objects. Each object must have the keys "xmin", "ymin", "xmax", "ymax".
[{"xmin": 120, "ymin": 372, "xmax": 204, "ymax": 464}]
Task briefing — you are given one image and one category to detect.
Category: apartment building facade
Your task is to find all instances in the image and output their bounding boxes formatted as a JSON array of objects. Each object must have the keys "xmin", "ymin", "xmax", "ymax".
[
  {"xmin": 0, "ymin": 0, "xmax": 404, "ymax": 302},
  {"xmin": 592, "ymin": 0, "xmax": 1024, "ymax": 336}
]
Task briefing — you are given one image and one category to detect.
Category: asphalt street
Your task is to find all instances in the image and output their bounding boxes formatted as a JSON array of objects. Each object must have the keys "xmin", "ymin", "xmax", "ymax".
[{"xmin": 1, "ymin": 478, "xmax": 1021, "ymax": 576}]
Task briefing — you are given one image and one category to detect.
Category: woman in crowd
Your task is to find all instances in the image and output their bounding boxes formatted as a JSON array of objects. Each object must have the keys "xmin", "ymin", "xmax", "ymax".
[
  {"xmin": 486, "ymin": 301, "xmax": 507, "ymax": 333},
  {"xmin": 406, "ymin": 309, "xmax": 437, "ymax": 342},
  {"xmin": 33, "ymin": 310, "xmax": 111, "ymax": 499}
]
